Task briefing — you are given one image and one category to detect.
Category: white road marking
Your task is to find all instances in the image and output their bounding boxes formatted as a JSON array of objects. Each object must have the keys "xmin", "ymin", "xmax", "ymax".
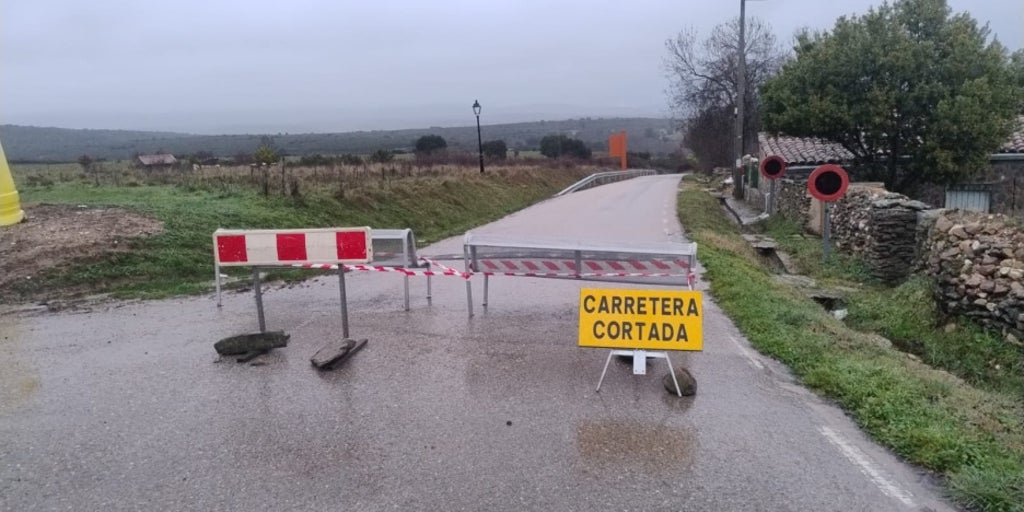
[
  {"xmin": 728, "ymin": 335, "xmax": 765, "ymax": 370},
  {"xmin": 819, "ymin": 426, "xmax": 916, "ymax": 507}
]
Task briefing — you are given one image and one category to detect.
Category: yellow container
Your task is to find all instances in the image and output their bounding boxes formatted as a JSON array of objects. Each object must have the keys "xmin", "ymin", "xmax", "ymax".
[{"xmin": 0, "ymin": 141, "xmax": 25, "ymax": 226}]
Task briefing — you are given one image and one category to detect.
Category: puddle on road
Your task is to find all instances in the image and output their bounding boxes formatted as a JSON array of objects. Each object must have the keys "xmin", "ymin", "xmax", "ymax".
[
  {"xmin": 574, "ymin": 419, "xmax": 696, "ymax": 474},
  {"xmin": 0, "ymin": 316, "xmax": 41, "ymax": 413}
]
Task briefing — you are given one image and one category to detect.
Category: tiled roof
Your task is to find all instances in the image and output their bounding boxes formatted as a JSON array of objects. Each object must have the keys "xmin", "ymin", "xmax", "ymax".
[
  {"xmin": 1002, "ymin": 116, "xmax": 1024, "ymax": 153},
  {"xmin": 757, "ymin": 133, "xmax": 853, "ymax": 166},
  {"xmin": 760, "ymin": 116, "xmax": 1024, "ymax": 163},
  {"xmin": 138, "ymin": 154, "xmax": 177, "ymax": 166}
]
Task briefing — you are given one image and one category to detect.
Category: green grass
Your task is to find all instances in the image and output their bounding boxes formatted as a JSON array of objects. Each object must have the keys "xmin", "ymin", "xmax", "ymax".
[
  {"xmin": 760, "ymin": 216, "xmax": 873, "ymax": 284},
  {"xmin": 845, "ymin": 276, "xmax": 1024, "ymax": 396},
  {"xmin": 758, "ymin": 213, "xmax": 1024, "ymax": 398},
  {"xmin": 13, "ymin": 166, "xmax": 589, "ymax": 301},
  {"xmin": 678, "ymin": 183, "xmax": 1024, "ymax": 512}
]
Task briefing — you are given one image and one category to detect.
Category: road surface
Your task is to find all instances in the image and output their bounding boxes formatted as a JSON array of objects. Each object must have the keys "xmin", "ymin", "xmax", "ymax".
[{"xmin": 1, "ymin": 174, "xmax": 952, "ymax": 511}]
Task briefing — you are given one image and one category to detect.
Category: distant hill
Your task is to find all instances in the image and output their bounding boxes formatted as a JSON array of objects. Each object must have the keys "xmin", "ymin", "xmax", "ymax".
[{"xmin": 0, "ymin": 118, "xmax": 681, "ymax": 162}]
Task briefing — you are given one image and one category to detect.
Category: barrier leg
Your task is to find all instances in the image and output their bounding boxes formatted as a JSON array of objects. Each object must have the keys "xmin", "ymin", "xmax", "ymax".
[
  {"xmin": 253, "ymin": 267, "xmax": 266, "ymax": 333},
  {"xmin": 403, "ymin": 274, "xmax": 410, "ymax": 312},
  {"xmin": 483, "ymin": 274, "xmax": 489, "ymax": 308},
  {"xmin": 426, "ymin": 275, "xmax": 432, "ymax": 303},
  {"xmin": 596, "ymin": 351, "xmax": 616, "ymax": 392},
  {"xmin": 688, "ymin": 255, "xmax": 696, "ymax": 290},
  {"xmin": 339, "ymin": 266, "xmax": 349, "ymax": 338},
  {"xmin": 464, "ymin": 246, "xmax": 474, "ymax": 318},
  {"xmin": 215, "ymin": 263, "xmax": 222, "ymax": 308}
]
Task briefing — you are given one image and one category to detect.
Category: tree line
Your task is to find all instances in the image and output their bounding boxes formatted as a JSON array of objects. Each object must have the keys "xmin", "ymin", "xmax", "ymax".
[
  {"xmin": 156, "ymin": 133, "xmax": 598, "ymax": 170},
  {"xmin": 0, "ymin": 117, "xmax": 676, "ymax": 163}
]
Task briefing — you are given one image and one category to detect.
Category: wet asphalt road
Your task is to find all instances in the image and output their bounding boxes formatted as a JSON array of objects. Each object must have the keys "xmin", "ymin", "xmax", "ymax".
[{"xmin": 1, "ymin": 174, "xmax": 954, "ymax": 511}]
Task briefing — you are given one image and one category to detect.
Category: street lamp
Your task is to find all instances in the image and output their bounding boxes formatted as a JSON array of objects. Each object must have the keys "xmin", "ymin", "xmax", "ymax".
[{"xmin": 473, "ymin": 99, "xmax": 484, "ymax": 174}]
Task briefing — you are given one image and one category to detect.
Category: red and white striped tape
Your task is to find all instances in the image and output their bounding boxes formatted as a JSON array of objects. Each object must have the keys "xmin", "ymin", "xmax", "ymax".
[
  {"xmin": 421, "ymin": 258, "xmax": 473, "ymax": 279},
  {"xmin": 290, "ymin": 258, "xmax": 470, "ymax": 279}
]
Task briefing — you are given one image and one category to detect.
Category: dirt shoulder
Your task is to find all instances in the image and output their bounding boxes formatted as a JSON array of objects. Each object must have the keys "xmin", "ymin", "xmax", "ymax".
[{"xmin": 0, "ymin": 204, "xmax": 163, "ymax": 300}]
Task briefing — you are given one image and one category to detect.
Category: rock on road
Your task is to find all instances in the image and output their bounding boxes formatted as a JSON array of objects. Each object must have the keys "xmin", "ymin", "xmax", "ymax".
[{"xmin": 0, "ymin": 174, "xmax": 953, "ymax": 511}]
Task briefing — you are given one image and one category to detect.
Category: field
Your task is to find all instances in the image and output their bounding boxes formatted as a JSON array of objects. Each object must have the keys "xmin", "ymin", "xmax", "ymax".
[{"xmin": 4, "ymin": 160, "xmax": 595, "ymax": 303}]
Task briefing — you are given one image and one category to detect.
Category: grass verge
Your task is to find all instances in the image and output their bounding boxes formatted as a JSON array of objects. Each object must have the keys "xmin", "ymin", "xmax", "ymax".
[
  {"xmin": 13, "ymin": 166, "xmax": 590, "ymax": 301},
  {"xmin": 679, "ymin": 180, "xmax": 1024, "ymax": 512}
]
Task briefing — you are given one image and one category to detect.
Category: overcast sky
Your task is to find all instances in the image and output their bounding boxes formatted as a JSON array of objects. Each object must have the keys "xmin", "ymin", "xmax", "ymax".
[{"xmin": 1, "ymin": 0, "xmax": 1020, "ymax": 134}]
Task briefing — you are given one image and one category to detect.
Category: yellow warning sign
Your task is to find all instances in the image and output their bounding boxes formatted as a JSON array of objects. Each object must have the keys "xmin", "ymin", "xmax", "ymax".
[{"xmin": 578, "ymin": 288, "xmax": 703, "ymax": 351}]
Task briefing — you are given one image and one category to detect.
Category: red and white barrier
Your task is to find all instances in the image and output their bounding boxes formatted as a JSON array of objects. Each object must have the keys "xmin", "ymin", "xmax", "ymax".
[
  {"xmin": 472, "ymin": 258, "xmax": 691, "ymax": 277},
  {"xmin": 419, "ymin": 257, "xmax": 694, "ymax": 283},
  {"xmin": 214, "ymin": 227, "xmax": 372, "ymax": 266},
  {"xmin": 211, "ymin": 226, "xmax": 699, "ymax": 322}
]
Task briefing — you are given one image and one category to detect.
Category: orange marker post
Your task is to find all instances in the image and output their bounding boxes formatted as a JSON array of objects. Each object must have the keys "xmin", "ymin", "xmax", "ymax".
[{"xmin": 608, "ymin": 131, "xmax": 627, "ymax": 170}]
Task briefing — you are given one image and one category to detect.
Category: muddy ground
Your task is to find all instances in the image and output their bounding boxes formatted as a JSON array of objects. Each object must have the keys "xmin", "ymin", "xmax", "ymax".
[{"xmin": 0, "ymin": 204, "xmax": 163, "ymax": 301}]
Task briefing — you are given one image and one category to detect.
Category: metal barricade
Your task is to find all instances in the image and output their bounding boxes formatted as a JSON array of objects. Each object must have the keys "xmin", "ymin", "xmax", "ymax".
[
  {"xmin": 214, "ymin": 227, "xmax": 431, "ymax": 312},
  {"xmin": 212, "ymin": 227, "xmax": 373, "ymax": 336},
  {"xmin": 370, "ymin": 228, "xmax": 430, "ymax": 310},
  {"xmin": 461, "ymin": 233, "xmax": 697, "ymax": 316}
]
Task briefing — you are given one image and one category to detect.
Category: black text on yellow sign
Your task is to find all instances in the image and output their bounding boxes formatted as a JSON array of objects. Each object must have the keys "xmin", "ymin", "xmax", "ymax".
[{"xmin": 578, "ymin": 288, "xmax": 703, "ymax": 351}]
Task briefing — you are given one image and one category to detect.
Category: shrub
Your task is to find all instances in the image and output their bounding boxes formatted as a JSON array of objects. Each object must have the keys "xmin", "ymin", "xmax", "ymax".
[
  {"xmin": 539, "ymin": 134, "xmax": 591, "ymax": 159},
  {"xmin": 414, "ymin": 135, "xmax": 447, "ymax": 155},
  {"xmin": 369, "ymin": 149, "xmax": 394, "ymax": 164},
  {"xmin": 482, "ymin": 140, "xmax": 507, "ymax": 160}
]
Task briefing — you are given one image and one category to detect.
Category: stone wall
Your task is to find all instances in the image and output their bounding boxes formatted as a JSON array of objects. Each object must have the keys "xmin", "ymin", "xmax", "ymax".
[
  {"xmin": 831, "ymin": 188, "xmax": 930, "ymax": 283},
  {"xmin": 926, "ymin": 210, "xmax": 1024, "ymax": 341},
  {"xmin": 776, "ymin": 178, "xmax": 812, "ymax": 230}
]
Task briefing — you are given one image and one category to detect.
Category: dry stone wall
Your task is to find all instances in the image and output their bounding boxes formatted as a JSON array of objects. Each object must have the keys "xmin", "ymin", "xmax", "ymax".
[
  {"xmin": 925, "ymin": 210, "xmax": 1024, "ymax": 340},
  {"xmin": 776, "ymin": 178, "xmax": 811, "ymax": 229},
  {"xmin": 831, "ymin": 189, "xmax": 930, "ymax": 283}
]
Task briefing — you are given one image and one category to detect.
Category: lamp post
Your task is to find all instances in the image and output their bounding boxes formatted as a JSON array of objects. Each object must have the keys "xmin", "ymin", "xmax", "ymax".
[
  {"xmin": 733, "ymin": 0, "xmax": 747, "ymax": 199},
  {"xmin": 473, "ymin": 100, "xmax": 484, "ymax": 174}
]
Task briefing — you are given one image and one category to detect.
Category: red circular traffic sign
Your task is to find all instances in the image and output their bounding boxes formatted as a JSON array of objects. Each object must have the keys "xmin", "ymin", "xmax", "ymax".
[
  {"xmin": 759, "ymin": 155, "xmax": 787, "ymax": 180},
  {"xmin": 807, "ymin": 164, "xmax": 849, "ymax": 202}
]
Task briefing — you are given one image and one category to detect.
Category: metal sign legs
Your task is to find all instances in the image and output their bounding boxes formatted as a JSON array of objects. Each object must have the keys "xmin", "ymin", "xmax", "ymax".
[
  {"xmin": 249, "ymin": 266, "xmax": 350, "ymax": 338},
  {"xmin": 596, "ymin": 350, "xmax": 682, "ymax": 397},
  {"xmin": 338, "ymin": 266, "xmax": 349, "ymax": 338},
  {"xmin": 464, "ymin": 245, "xmax": 475, "ymax": 317},
  {"xmin": 253, "ymin": 268, "xmax": 266, "ymax": 332}
]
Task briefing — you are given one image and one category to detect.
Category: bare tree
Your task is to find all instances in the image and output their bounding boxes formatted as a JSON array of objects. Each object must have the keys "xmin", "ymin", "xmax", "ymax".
[{"xmin": 665, "ymin": 17, "xmax": 785, "ymax": 170}]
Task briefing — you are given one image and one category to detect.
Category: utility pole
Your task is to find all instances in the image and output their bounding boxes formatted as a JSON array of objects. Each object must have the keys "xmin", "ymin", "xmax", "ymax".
[{"xmin": 733, "ymin": 0, "xmax": 747, "ymax": 200}]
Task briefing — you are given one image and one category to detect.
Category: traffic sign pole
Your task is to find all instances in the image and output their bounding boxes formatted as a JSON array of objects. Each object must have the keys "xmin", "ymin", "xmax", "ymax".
[{"xmin": 823, "ymin": 202, "xmax": 831, "ymax": 260}]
